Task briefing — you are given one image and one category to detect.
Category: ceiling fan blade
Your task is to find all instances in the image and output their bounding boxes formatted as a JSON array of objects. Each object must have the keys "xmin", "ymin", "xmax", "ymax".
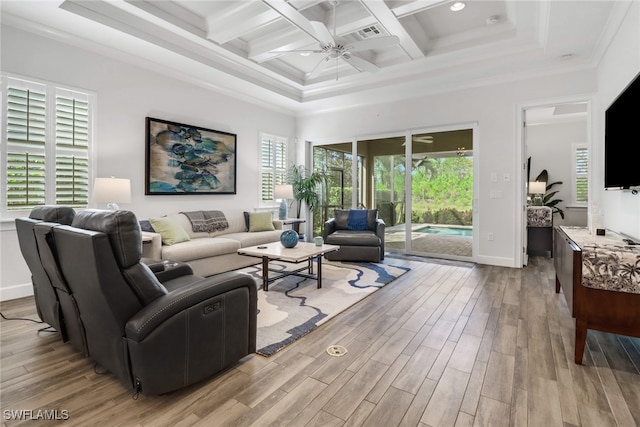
[
  {"xmin": 308, "ymin": 56, "xmax": 331, "ymax": 79},
  {"xmin": 310, "ymin": 21, "xmax": 335, "ymax": 46},
  {"xmin": 342, "ymin": 54, "xmax": 380, "ymax": 73},
  {"xmin": 413, "ymin": 136, "xmax": 434, "ymax": 143},
  {"xmin": 347, "ymin": 36, "xmax": 400, "ymax": 53}
]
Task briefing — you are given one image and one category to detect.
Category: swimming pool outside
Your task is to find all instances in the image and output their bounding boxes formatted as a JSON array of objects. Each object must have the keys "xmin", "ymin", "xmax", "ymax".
[{"xmin": 415, "ymin": 225, "xmax": 473, "ymax": 237}]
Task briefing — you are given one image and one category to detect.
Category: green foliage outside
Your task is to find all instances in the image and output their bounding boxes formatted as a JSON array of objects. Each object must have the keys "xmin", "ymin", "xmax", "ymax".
[
  {"xmin": 376, "ymin": 155, "xmax": 473, "ymax": 226},
  {"xmin": 310, "ymin": 147, "xmax": 474, "ymax": 234}
]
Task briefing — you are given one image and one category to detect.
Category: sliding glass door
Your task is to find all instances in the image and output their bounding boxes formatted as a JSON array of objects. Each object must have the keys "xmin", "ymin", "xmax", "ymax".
[{"xmin": 311, "ymin": 126, "xmax": 475, "ymax": 261}]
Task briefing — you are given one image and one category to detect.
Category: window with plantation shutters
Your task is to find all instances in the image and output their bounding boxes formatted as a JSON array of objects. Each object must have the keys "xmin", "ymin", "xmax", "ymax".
[
  {"xmin": 2, "ymin": 76, "xmax": 93, "ymax": 213},
  {"xmin": 55, "ymin": 95, "xmax": 89, "ymax": 206},
  {"xmin": 5, "ymin": 84, "xmax": 47, "ymax": 209},
  {"xmin": 573, "ymin": 143, "xmax": 588, "ymax": 205},
  {"xmin": 259, "ymin": 133, "xmax": 288, "ymax": 205}
]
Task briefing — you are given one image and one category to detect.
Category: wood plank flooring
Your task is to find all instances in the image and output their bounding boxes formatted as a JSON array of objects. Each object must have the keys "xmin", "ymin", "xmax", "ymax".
[{"xmin": 1, "ymin": 256, "xmax": 639, "ymax": 426}]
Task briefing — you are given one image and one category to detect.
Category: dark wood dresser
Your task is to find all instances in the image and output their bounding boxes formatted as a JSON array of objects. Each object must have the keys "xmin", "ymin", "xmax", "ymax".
[{"xmin": 553, "ymin": 226, "xmax": 640, "ymax": 364}]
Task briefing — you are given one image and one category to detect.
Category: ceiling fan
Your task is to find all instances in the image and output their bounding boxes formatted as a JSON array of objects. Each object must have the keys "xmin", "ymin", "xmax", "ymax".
[
  {"xmin": 271, "ymin": 0, "xmax": 400, "ymax": 79},
  {"xmin": 402, "ymin": 135, "xmax": 434, "ymax": 145}
]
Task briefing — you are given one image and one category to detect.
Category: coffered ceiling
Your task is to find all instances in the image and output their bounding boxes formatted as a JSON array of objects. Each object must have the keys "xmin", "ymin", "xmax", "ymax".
[{"xmin": 1, "ymin": 1, "xmax": 627, "ymax": 113}]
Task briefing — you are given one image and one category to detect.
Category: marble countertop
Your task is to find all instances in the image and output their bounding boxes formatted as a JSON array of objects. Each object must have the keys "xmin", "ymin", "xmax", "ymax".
[{"xmin": 559, "ymin": 226, "xmax": 637, "ymax": 248}]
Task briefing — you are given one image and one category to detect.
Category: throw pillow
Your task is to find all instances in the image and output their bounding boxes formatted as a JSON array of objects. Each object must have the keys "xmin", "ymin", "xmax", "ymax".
[
  {"xmin": 347, "ymin": 209, "xmax": 369, "ymax": 231},
  {"xmin": 139, "ymin": 220, "xmax": 155, "ymax": 232},
  {"xmin": 249, "ymin": 211, "xmax": 275, "ymax": 232},
  {"xmin": 243, "ymin": 211, "xmax": 250, "ymax": 232},
  {"xmin": 149, "ymin": 216, "xmax": 190, "ymax": 245}
]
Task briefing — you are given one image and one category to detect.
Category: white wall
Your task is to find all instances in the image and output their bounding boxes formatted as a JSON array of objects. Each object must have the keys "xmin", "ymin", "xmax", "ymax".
[
  {"xmin": 0, "ymin": 26, "xmax": 296, "ymax": 300},
  {"xmin": 527, "ymin": 120, "xmax": 588, "ymax": 227},
  {"xmin": 595, "ymin": 1, "xmax": 640, "ymax": 240},
  {"xmin": 297, "ymin": 71, "xmax": 598, "ymax": 267}
]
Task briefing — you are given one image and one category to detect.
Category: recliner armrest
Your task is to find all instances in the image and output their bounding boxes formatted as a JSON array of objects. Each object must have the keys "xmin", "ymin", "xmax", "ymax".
[
  {"xmin": 375, "ymin": 218, "xmax": 386, "ymax": 238},
  {"xmin": 323, "ymin": 218, "xmax": 337, "ymax": 241},
  {"xmin": 125, "ymin": 271, "xmax": 256, "ymax": 342}
]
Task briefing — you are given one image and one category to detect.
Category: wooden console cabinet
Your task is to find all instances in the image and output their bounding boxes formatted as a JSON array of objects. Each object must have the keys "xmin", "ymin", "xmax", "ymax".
[{"xmin": 553, "ymin": 226, "xmax": 640, "ymax": 364}]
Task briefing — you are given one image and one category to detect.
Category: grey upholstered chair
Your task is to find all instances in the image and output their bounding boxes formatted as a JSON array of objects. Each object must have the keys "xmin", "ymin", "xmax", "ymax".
[
  {"xmin": 323, "ymin": 209, "xmax": 385, "ymax": 262},
  {"xmin": 49, "ymin": 209, "xmax": 257, "ymax": 394}
]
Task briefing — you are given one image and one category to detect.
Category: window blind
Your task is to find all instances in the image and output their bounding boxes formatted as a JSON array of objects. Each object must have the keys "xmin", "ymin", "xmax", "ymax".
[
  {"xmin": 3, "ymin": 77, "xmax": 93, "ymax": 211},
  {"xmin": 55, "ymin": 96, "xmax": 89, "ymax": 206},
  {"xmin": 575, "ymin": 146, "xmax": 588, "ymax": 204},
  {"xmin": 6, "ymin": 86, "xmax": 47, "ymax": 209},
  {"xmin": 259, "ymin": 134, "xmax": 288, "ymax": 203}
]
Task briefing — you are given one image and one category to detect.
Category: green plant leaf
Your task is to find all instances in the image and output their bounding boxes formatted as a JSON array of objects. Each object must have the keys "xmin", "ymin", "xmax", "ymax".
[{"xmin": 535, "ymin": 169, "xmax": 548, "ymax": 183}]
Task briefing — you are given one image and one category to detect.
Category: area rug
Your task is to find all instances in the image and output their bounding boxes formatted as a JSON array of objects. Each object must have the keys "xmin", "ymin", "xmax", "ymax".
[{"xmin": 240, "ymin": 260, "xmax": 410, "ymax": 356}]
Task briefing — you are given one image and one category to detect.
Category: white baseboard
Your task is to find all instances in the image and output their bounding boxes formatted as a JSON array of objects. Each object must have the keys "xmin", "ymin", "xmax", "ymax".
[
  {"xmin": 0, "ymin": 282, "xmax": 34, "ymax": 302},
  {"xmin": 475, "ymin": 255, "xmax": 517, "ymax": 268}
]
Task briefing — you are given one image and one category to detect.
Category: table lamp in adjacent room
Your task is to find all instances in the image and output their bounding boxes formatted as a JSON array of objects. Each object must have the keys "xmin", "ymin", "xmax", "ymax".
[
  {"xmin": 529, "ymin": 181, "xmax": 546, "ymax": 206},
  {"xmin": 274, "ymin": 184, "xmax": 294, "ymax": 220},
  {"xmin": 93, "ymin": 177, "xmax": 131, "ymax": 210}
]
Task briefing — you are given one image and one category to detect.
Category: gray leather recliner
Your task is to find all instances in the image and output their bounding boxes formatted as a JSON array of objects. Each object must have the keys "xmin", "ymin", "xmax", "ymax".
[
  {"xmin": 15, "ymin": 206, "xmax": 77, "ymax": 343},
  {"xmin": 323, "ymin": 209, "xmax": 385, "ymax": 262},
  {"xmin": 49, "ymin": 209, "xmax": 257, "ymax": 395}
]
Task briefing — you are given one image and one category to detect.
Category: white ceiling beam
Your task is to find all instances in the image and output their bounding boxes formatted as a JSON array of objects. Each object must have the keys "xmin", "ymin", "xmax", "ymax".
[
  {"xmin": 208, "ymin": 9, "xmax": 281, "ymax": 44},
  {"xmin": 288, "ymin": 0, "xmax": 325, "ymax": 12},
  {"xmin": 391, "ymin": 0, "xmax": 449, "ymax": 19},
  {"xmin": 261, "ymin": 0, "xmax": 325, "ymax": 43},
  {"xmin": 358, "ymin": 0, "xmax": 424, "ymax": 59}
]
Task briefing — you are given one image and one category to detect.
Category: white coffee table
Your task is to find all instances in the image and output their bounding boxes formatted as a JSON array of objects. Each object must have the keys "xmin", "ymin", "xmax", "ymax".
[{"xmin": 237, "ymin": 241, "xmax": 340, "ymax": 291}]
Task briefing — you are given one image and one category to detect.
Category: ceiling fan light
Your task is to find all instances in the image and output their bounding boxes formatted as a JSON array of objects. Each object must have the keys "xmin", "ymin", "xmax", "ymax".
[{"xmin": 450, "ymin": 2, "xmax": 466, "ymax": 12}]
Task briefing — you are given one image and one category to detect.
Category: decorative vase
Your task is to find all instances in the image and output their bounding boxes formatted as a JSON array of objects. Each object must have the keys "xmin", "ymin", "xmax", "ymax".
[{"xmin": 280, "ymin": 229, "xmax": 299, "ymax": 248}]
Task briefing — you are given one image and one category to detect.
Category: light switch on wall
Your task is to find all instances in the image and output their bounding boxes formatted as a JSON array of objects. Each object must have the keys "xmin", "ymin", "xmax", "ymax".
[{"xmin": 503, "ymin": 173, "xmax": 510, "ymax": 182}]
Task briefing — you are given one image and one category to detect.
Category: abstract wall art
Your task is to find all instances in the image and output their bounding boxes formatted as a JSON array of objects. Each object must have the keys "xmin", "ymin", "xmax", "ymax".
[{"xmin": 145, "ymin": 117, "xmax": 236, "ymax": 195}]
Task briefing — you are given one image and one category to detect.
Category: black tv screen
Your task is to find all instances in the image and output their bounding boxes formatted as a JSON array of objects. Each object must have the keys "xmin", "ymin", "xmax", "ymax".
[{"xmin": 605, "ymin": 71, "xmax": 640, "ymax": 189}]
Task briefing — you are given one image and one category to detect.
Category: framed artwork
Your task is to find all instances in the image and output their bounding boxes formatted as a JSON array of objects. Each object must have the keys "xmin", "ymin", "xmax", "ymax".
[{"xmin": 145, "ymin": 117, "xmax": 236, "ymax": 195}]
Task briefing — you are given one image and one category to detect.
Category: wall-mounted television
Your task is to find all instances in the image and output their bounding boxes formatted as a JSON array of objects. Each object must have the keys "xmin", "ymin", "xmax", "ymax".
[{"xmin": 605, "ymin": 71, "xmax": 640, "ymax": 189}]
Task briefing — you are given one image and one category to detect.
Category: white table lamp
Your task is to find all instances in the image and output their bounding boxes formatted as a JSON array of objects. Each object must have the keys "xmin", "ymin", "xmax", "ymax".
[
  {"xmin": 275, "ymin": 184, "xmax": 294, "ymax": 220},
  {"xmin": 529, "ymin": 181, "xmax": 546, "ymax": 206},
  {"xmin": 93, "ymin": 177, "xmax": 131, "ymax": 210}
]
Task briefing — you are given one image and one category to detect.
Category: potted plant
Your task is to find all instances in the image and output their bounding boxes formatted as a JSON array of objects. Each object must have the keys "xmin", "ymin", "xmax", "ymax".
[
  {"xmin": 287, "ymin": 164, "xmax": 326, "ymax": 236},
  {"xmin": 535, "ymin": 169, "xmax": 565, "ymax": 219}
]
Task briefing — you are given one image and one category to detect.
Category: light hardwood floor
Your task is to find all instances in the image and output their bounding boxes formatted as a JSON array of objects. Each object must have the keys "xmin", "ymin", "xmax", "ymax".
[{"xmin": 1, "ymin": 256, "xmax": 639, "ymax": 427}]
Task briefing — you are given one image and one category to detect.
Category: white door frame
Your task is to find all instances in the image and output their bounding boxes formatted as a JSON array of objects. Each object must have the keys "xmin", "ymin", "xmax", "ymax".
[{"xmin": 515, "ymin": 94, "xmax": 593, "ymax": 267}]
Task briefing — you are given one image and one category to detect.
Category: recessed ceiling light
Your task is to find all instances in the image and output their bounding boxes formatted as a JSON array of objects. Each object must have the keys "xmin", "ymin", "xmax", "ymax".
[
  {"xmin": 300, "ymin": 52, "xmax": 311, "ymax": 57},
  {"xmin": 450, "ymin": 2, "xmax": 465, "ymax": 12}
]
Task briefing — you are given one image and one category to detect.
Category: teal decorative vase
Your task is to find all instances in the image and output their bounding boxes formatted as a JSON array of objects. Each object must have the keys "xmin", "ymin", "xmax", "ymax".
[{"xmin": 280, "ymin": 230, "xmax": 299, "ymax": 248}]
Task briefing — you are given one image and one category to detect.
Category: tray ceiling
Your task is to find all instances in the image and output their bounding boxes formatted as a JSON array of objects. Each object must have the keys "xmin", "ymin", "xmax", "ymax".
[{"xmin": 1, "ymin": 1, "xmax": 625, "ymax": 113}]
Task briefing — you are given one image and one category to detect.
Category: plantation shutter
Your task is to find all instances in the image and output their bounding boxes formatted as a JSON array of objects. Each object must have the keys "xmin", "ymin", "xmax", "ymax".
[
  {"xmin": 260, "ymin": 134, "xmax": 288, "ymax": 204},
  {"xmin": 574, "ymin": 145, "xmax": 588, "ymax": 204},
  {"xmin": 55, "ymin": 95, "xmax": 89, "ymax": 206},
  {"xmin": 261, "ymin": 137, "xmax": 274, "ymax": 202},
  {"xmin": 6, "ymin": 86, "xmax": 47, "ymax": 209},
  {"xmin": 3, "ymin": 76, "xmax": 93, "ymax": 213},
  {"xmin": 274, "ymin": 137, "xmax": 287, "ymax": 185}
]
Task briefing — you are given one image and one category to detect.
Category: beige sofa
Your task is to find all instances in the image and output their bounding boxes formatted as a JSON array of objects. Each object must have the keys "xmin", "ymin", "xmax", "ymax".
[{"xmin": 141, "ymin": 210, "xmax": 283, "ymax": 277}]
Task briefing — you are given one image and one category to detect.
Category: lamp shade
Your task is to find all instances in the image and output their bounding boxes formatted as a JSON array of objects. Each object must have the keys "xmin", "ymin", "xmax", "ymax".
[
  {"xmin": 274, "ymin": 184, "xmax": 294, "ymax": 200},
  {"xmin": 528, "ymin": 181, "xmax": 546, "ymax": 195},
  {"xmin": 93, "ymin": 177, "xmax": 131, "ymax": 210}
]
